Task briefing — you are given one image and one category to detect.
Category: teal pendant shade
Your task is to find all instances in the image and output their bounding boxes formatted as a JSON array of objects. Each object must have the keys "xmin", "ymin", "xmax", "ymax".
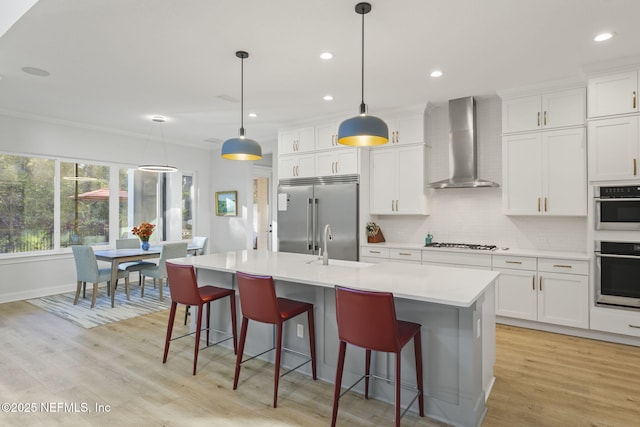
[
  {"xmin": 338, "ymin": 2, "xmax": 388, "ymax": 147},
  {"xmin": 338, "ymin": 113, "xmax": 388, "ymax": 147},
  {"xmin": 221, "ymin": 134, "xmax": 262, "ymax": 160},
  {"xmin": 222, "ymin": 50, "xmax": 262, "ymax": 161}
]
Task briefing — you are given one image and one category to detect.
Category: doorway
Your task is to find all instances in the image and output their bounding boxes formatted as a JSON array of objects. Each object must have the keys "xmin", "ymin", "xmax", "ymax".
[{"xmin": 253, "ymin": 167, "xmax": 272, "ymax": 250}]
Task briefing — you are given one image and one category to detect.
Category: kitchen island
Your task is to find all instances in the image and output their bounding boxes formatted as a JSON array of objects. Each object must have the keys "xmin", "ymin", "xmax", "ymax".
[{"xmin": 172, "ymin": 250, "xmax": 499, "ymax": 427}]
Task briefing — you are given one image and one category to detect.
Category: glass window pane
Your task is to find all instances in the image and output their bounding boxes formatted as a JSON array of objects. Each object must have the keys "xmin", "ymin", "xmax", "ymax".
[
  {"xmin": 119, "ymin": 168, "xmax": 160, "ymax": 243},
  {"xmin": 60, "ymin": 162, "xmax": 110, "ymax": 247},
  {"xmin": 0, "ymin": 154, "xmax": 55, "ymax": 253},
  {"xmin": 182, "ymin": 174, "xmax": 193, "ymax": 240}
]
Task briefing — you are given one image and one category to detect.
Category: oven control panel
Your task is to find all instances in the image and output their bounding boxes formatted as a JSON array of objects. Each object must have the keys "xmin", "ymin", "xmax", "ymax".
[{"xmin": 598, "ymin": 185, "xmax": 640, "ymax": 198}]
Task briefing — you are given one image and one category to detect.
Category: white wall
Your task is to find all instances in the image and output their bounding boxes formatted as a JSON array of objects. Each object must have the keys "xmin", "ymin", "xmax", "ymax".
[
  {"xmin": 369, "ymin": 96, "xmax": 588, "ymax": 253},
  {"xmin": 0, "ymin": 113, "xmax": 213, "ymax": 302}
]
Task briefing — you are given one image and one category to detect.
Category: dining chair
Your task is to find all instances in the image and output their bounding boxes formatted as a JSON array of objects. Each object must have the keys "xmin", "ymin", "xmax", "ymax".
[
  {"xmin": 139, "ymin": 242, "xmax": 188, "ymax": 301},
  {"xmin": 190, "ymin": 236, "xmax": 208, "ymax": 256},
  {"xmin": 116, "ymin": 238, "xmax": 156, "ymax": 285},
  {"xmin": 184, "ymin": 236, "xmax": 209, "ymax": 324},
  {"xmin": 72, "ymin": 245, "xmax": 129, "ymax": 308}
]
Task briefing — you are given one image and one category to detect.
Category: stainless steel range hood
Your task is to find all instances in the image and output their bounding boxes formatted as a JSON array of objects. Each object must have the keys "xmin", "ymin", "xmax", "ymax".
[{"xmin": 429, "ymin": 97, "xmax": 499, "ymax": 189}]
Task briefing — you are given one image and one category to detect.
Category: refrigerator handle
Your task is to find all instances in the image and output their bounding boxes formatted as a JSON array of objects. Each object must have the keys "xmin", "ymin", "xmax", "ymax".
[
  {"xmin": 313, "ymin": 198, "xmax": 319, "ymax": 252},
  {"xmin": 307, "ymin": 198, "xmax": 313, "ymax": 251}
]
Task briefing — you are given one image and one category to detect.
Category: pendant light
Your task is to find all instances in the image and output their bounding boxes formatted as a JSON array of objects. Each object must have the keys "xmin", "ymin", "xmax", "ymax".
[
  {"xmin": 138, "ymin": 116, "xmax": 178, "ymax": 173},
  {"xmin": 337, "ymin": 2, "xmax": 388, "ymax": 147},
  {"xmin": 221, "ymin": 51, "xmax": 262, "ymax": 160}
]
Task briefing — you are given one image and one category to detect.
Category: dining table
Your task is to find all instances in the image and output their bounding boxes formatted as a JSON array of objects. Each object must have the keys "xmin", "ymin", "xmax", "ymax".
[{"xmin": 94, "ymin": 242, "xmax": 204, "ymax": 307}]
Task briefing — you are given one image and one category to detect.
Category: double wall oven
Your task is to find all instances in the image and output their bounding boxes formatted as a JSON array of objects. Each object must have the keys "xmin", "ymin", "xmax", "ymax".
[{"xmin": 594, "ymin": 185, "xmax": 640, "ymax": 310}]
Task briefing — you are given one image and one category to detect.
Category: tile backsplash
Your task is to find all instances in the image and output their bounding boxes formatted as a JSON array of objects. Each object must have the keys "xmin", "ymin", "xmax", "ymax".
[{"xmin": 370, "ymin": 95, "xmax": 588, "ymax": 253}]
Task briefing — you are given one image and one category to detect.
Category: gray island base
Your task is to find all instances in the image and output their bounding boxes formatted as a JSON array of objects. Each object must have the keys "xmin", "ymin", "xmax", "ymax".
[{"xmin": 173, "ymin": 250, "xmax": 498, "ymax": 427}]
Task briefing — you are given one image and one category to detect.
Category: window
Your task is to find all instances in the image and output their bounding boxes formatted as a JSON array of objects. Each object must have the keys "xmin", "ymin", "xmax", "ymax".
[
  {"xmin": 60, "ymin": 162, "xmax": 110, "ymax": 247},
  {"xmin": 0, "ymin": 152, "xmax": 196, "ymax": 255},
  {"xmin": 0, "ymin": 154, "xmax": 55, "ymax": 253}
]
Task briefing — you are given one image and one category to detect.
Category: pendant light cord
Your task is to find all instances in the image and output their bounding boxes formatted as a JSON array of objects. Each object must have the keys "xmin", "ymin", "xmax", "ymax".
[
  {"xmin": 240, "ymin": 55, "xmax": 245, "ymax": 136},
  {"xmin": 361, "ymin": 9, "xmax": 365, "ymax": 109}
]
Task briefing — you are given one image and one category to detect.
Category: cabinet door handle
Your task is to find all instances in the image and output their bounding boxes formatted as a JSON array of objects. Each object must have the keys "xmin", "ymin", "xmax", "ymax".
[
  {"xmin": 633, "ymin": 91, "xmax": 637, "ymax": 109},
  {"xmin": 553, "ymin": 264, "xmax": 572, "ymax": 269},
  {"xmin": 543, "ymin": 111, "xmax": 547, "ymax": 126},
  {"xmin": 532, "ymin": 276, "xmax": 535, "ymax": 290},
  {"xmin": 544, "ymin": 197, "xmax": 548, "ymax": 212},
  {"xmin": 506, "ymin": 260, "xmax": 523, "ymax": 264},
  {"xmin": 537, "ymin": 112, "xmax": 541, "ymax": 126},
  {"xmin": 634, "ymin": 159, "xmax": 637, "ymax": 176},
  {"xmin": 395, "ymin": 200, "xmax": 399, "ymax": 211},
  {"xmin": 335, "ymin": 161, "xmax": 339, "ymax": 174},
  {"xmin": 391, "ymin": 200, "xmax": 395, "ymax": 211},
  {"xmin": 539, "ymin": 276, "xmax": 543, "ymax": 291},
  {"xmin": 396, "ymin": 130, "xmax": 400, "ymax": 143},
  {"xmin": 537, "ymin": 197, "xmax": 541, "ymax": 212}
]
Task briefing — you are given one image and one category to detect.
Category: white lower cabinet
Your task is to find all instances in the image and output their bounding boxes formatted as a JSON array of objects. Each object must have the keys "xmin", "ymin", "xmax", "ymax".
[
  {"xmin": 590, "ymin": 307, "xmax": 640, "ymax": 338},
  {"xmin": 421, "ymin": 250, "xmax": 492, "ymax": 270},
  {"xmin": 494, "ymin": 255, "xmax": 589, "ymax": 328},
  {"xmin": 359, "ymin": 246, "xmax": 421, "ymax": 264}
]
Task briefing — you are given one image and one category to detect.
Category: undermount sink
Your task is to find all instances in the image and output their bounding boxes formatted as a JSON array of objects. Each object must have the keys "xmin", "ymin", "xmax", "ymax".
[{"xmin": 306, "ymin": 258, "xmax": 372, "ymax": 268}]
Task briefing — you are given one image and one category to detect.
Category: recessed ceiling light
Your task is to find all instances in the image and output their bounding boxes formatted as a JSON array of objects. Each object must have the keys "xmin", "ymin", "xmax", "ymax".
[
  {"xmin": 323, "ymin": 95, "xmax": 334, "ymax": 101},
  {"xmin": 151, "ymin": 115, "xmax": 166, "ymax": 122},
  {"xmin": 248, "ymin": 113, "xmax": 257, "ymax": 118},
  {"xmin": 320, "ymin": 52, "xmax": 334, "ymax": 60},
  {"xmin": 21, "ymin": 66, "xmax": 50, "ymax": 77},
  {"xmin": 594, "ymin": 32, "xmax": 614, "ymax": 42},
  {"xmin": 430, "ymin": 70, "xmax": 443, "ymax": 78}
]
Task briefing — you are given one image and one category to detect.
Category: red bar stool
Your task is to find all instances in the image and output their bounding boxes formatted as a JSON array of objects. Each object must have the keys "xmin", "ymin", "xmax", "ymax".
[
  {"xmin": 163, "ymin": 262, "xmax": 238, "ymax": 375},
  {"xmin": 331, "ymin": 286, "xmax": 424, "ymax": 426},
  {"xmin": 233, "ymin": 271, "xmax": 317, "ymax": 408}
]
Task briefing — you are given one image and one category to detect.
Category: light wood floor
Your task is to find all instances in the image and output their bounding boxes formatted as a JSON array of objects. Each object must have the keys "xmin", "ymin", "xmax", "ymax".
[{"xmin": 1, "ymin": 301, "xmax": 639, "ymax": 426}]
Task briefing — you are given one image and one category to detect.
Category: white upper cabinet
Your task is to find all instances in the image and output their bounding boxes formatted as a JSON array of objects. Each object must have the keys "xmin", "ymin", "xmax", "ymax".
[
  {"xmin": 370, "ymin": 144, "xmax": 427, "ymax": 215},
  {"xmin": 383, "ymin": 114, "xmax": 425, "ymax": 145},
  {"xmin": 278, "ymin": 127, "xmax": 315, "ymax": 155},
  {"xmin": 588, "ymin": 70, "xmax": 639, "ymax": 118},
  {"xmin": 588, "ymin": 116, "xmax": 640, "ymax": 181},
  {"xmin": 315, "ymin": 149, "xmax": 359, "ymax": 176},
  {"xmin": 502, "ymin": 88, "xmax": 586, "ymax": 134},
  {"xmin": 315, "ymin": 122, "xmax": 340, "ymax": 151},
  {"xmin": 278, "ymin": 154, "xmax": 315, "ymax": 179},
  {"xmin": 503, "ymin": 128, "xmax": 586, "ymax": 215}
]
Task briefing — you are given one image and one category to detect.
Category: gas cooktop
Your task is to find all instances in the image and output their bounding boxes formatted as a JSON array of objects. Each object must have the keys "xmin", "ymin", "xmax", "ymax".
[{"xmin": 424, "ymin": 242, "xmax": 497, "ymax": 251}]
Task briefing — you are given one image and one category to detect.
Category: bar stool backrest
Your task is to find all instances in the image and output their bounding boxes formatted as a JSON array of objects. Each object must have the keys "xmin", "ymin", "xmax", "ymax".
[
  {"xmin": 236, "ymin": 271, "xmax": 281, "ymax": 324},
  {"xmin": 165, "ymin": 262, "xmax": 203, "ymax": 306},
  {"xmin": 335, "ymin": 286, "xmax": 401, "ymax": 353}
]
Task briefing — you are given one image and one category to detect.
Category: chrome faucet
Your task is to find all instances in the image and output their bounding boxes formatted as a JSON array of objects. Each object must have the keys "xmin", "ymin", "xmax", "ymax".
[{"xmin": 323, "ymin": 224, "xmax": 333, "ymax": 265}]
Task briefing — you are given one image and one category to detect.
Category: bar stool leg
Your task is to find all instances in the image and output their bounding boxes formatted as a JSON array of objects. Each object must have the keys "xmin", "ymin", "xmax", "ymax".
[
  {"xmin": 331, "ymin": 340, "xmax": 347, "ymax": 427},
  {"xmin": 233, "ymin": 317, "xmax": 249, "ymax": 390},
  {"xmin": 229, "ymin": 295, "xmax": 238, "ymax": 354},
  {"xmin": 163, "ymin": 302, "xmax": 178, "ymax": 363},
  {"xmin": 365, "ymin": 349, "xmax": 372, "ymax": 399},
  {"xmin": 273, "ymin": 322, "xmax": 284, "ymax": 408},
  {"xmin": 206, "ymin": 302, "xmax": 211, "ymax": 346},
  {"xmin": 394, "ymin": 354, "xmax": 401, "ymax": 427},
  {"xmin": 414, "ymin": 333, "xmax": 425, "ymax": 416},
  {"xmin": 307, "ymin": 308, "xmax": 317, "ymax": 379},
  {"xmin": 193, "ymin": 303, "xmax": 203, "ymax": 376}
]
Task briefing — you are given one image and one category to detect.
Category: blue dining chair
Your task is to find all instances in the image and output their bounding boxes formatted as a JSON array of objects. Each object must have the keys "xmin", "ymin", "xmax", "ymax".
[
  {"xmin": 139, "ymin": 242, "xmax": 188, "ymax": 301},
  {"xmin": 72, "ymin": 245, "xmax": 129, "ymax": 308},
  {"xmin": 116, "ymin": 238, "xmax": 155, "ymax": 285}
]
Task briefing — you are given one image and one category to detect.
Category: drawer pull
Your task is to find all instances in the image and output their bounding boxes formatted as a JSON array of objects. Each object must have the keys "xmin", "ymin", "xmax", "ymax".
[
  {"xmin": 539, "ymin": 276, "xmax": 543, "ymax": 291},
  {"xmin": 370, "ymin": 250, "xmax": 381, "ymax": 254},
  {"xmin": 553, "ymin": 264, "xmax": 572, "ymax": 269},
  {"xmin": 532, "ymin": 276, "xmax": 535, "ymax": 290},
  {"xmin": 398, "ymin": 252, "xmax": 412, "ymax": 256},
  {"xmin": 629, "ymin": 324, "xmax": 640, "ymax": 329},
  {"xmin": 505, "ymin": 261, "xmax": 523, "ymax": 264}
]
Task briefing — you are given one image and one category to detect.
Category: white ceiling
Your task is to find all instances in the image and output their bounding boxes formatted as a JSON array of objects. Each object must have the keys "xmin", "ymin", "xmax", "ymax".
[{"xmin": 1, "ymin": 0, "xmax": 640, "ymax": 152}]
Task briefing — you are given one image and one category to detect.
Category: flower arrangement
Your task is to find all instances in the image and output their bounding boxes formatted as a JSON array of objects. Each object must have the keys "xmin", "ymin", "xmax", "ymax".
[{"xmin": 131, "ymin": 222, "xmax": 155, "ymax": 242}]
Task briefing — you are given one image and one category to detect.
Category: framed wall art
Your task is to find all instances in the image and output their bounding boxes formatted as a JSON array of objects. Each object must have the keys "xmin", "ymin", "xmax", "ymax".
[{"xmin": 215, "ymin": 190, "xmax": 237, "ymax": 216}]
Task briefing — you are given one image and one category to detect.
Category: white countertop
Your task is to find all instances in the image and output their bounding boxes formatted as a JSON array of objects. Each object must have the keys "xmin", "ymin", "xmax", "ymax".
[
  {"xmin": 172, "ymin": 250, "xmax": 499, "ymax": 308},
  {"xmin": 362, "ymin": 241, "xmax": 590, "ymax": 261}
]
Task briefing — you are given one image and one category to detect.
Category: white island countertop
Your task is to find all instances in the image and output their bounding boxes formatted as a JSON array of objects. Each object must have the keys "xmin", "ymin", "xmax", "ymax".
[{"xmin": 173, "ymin": 250, "xmax": 499, "ymax": 308}]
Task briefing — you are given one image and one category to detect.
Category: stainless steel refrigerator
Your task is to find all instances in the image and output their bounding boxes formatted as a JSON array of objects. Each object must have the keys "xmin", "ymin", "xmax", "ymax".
[{"xmin": 277, "ymin": 175, "xmax": 358, "ymax": 261}]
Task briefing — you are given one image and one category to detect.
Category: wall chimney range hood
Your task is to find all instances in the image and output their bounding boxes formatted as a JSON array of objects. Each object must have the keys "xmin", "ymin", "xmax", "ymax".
[{"xmin": 429, "ymin": 96, "xmax": 499, "ymax": 189}]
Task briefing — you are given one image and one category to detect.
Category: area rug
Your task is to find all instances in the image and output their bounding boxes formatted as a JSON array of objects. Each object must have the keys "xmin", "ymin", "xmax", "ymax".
[{"xmin": 26, "ymin": 284, "xmax": 170, "ymax": 329}]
